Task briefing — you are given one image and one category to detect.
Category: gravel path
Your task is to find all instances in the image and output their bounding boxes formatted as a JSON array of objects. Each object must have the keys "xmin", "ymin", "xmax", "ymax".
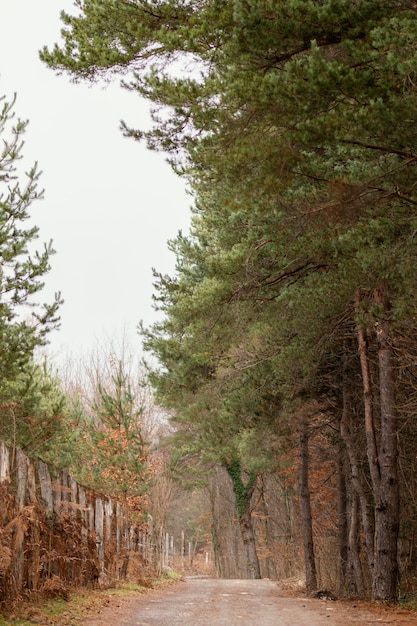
[{"xmin": 82, "ymin": 578, "xmax": 417, "ymax": 626}]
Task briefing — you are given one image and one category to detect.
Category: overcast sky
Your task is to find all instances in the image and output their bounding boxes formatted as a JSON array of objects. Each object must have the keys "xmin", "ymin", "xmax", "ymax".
[{"xmin": 0, "ymin": 1, "xmax": 190, "ymax": 365}]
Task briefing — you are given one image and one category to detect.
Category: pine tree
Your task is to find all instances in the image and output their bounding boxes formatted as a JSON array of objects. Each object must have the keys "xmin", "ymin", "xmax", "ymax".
[
  {"xmin": 0, "ymin": 93, "xmax": 61, "ymax": 384},
  {"xmin": 41, "ymin": 0, "xmax": 417, "ymax": 599}
]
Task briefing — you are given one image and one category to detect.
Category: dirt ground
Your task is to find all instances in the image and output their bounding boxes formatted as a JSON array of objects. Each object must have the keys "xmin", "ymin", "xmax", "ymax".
[{"xmin": 79, "ymin": 578, "xmax": 417, "ymax": 626}]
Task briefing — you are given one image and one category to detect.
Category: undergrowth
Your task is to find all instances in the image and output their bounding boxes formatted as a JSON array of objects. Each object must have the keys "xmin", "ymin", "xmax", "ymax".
[{"xmin": 0, "ymin": 573, "xmax": 182, "ymax": 626}]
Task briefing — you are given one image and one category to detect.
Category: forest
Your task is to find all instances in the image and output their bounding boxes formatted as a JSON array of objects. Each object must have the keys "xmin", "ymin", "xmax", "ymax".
[{"xmin": 2, "ymin": 0, "xmax": 417, "ymax": 609}]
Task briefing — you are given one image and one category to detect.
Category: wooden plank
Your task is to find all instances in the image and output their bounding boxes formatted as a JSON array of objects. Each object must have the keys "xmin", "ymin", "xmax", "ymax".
[
  {"xmin": 0, "ymin": 441, "xmax": 10, "ymax": 483},
  {"xmin": 38, "ymin": 460, "xmax": 53, "ymax": 512}
]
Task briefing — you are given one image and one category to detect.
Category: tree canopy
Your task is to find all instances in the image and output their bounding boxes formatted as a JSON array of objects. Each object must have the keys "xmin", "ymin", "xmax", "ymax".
[
  {"xmin": 42, "ymin": 0, "xmax": 417, "ymax": 600},
  {"xmin": 0, "ymin": 92, "xmax": 63, "ymax": 459}
]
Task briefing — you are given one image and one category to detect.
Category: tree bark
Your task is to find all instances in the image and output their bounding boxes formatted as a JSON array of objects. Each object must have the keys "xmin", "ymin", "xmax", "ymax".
[
  {"xmin": 239, "ymin": 507, "xmax": 261, "ymax": 579},
  {"xmin": 372, "ymin": 282, "xmax": 400, "ymax": 601},
  {"xmin": 225, "ymin": 460, "xmax": 261, "ymax": 579},
  {"xmin": 347, "ymin": 489, "xmax": 365, "ymax": 596},
  {"xmin": 340, "ymin": 339, "xmax": 375, "ymax": 582},
  {"xmin": 335, "ymin": 423, "xmax": 348, "ymax": 592},
  {"xmin": 355, "ymin": 286, "xmax": 400, "ymax": 601},
  {"xmin": 356, "ymin": 294, "xmax": 381, "ymax": 497},
  {"xmin": 299, "ymin": 420, "xmax": 317, "ymax": 591}
]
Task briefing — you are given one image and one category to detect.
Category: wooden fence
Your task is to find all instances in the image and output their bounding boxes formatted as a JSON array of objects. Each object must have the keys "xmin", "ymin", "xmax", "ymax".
[{"xmin": 0, "ymin": 441, "xmax": 151, "ymax": 605}]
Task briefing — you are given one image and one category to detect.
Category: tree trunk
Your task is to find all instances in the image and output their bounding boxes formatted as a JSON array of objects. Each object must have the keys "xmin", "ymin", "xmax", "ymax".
[
  {"xmin": 355, "ymin": 286, "xmax": 400, "ymax": 601},
  {"xmin": 335, "ymin": 420, "xmax": 348, "ymax": 592},
  {"xmin": 372, "ymin": 282, "xmax": 400, "ymax": 601},
  {"xmin": 225, "ymin": 460, "xmax": 261, "ymax": 579},
  {"xmin": 356, "ymin": 294, "xmax": 381, "ymax": 497},
  {"xmin": 208, "ymin": 470, "xmax": 228, "ymax": 577},
  {"xmin": 299, "ymin": 420, "xmax": 317, "ymax": 591},
  {"xmin": 340, "ymin": 338, "xmax": 374, "ymax": 583},
  {"xmin": 239, "ymin": 507, "xmax": 261, "ymax": 579},
  {"xmin": 347, "ymin": 489, "xmax": 365, "ymax": 596}
]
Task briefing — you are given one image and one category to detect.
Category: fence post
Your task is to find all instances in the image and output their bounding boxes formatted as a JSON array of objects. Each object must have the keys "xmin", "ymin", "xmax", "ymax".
[
  {"xmin": 38, "ymin": 461, "xmax": 53, "ymax": 514},
  {"xmin": 0, "ymin": 441, "xmax": 10, "ymax": 483},
  {"xmin": 95, "ymin": 498, "xmax": 104, "ymax": 568},
  {"xmin": 181, "ymin": 530, "xmax": 185, "ymax": 570},
  {"xmin": 0, "ymin": 440, "xmax": 150, "ymax": 600}
]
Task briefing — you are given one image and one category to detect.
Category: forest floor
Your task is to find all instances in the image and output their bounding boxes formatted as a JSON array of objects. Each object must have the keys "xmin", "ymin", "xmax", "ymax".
[
  {"xmin": 2, "ymin": 576, "xmax": 417, "ymax": 626},
  {"xmin": 76, "ymin": 577, "xmax": 417, "ymax": 626}
]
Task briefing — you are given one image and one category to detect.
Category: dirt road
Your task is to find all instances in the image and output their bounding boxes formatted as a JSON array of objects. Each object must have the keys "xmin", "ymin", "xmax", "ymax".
[{"xmin": 82, "ymin": 578, "xmax": 417, "ymax": 626}]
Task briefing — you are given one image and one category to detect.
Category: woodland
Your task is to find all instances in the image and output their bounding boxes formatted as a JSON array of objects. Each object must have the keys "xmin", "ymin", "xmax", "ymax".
[{"xmin": 2, "ymin": 0, "xmax": 417, "ymax": 610}]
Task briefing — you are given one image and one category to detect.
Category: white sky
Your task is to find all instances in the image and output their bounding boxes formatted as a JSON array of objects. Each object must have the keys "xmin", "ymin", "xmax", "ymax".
[{"xmin": 0, "ymin": 1, "xmax": 190, "ymax": 365}]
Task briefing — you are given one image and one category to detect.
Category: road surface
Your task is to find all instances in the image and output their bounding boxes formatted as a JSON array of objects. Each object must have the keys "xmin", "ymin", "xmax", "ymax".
[{"xmin": 83, "ymin": 577, "xmax": 417, "ymax": 625}]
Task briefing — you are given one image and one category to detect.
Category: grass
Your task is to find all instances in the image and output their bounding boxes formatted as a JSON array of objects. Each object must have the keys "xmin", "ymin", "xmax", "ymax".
[
  {"xmin": 398, "ymin": 596, "xmax": 417, "ymax": 611},
  {"xmin": 0, "ymin": 589, "xmax": 111, "ymax": 625},
  {"xmin": 0, "ymin": 573, "xmax": 182, "ymax": 625}
]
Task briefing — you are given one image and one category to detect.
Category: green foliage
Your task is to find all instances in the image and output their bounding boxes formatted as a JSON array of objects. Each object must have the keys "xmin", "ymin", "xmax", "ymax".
[
  {"xmin": 74, "ymin": 357, "xmax": 149, "ymax": 513},
  {"xmin": 42, "ymin": 1, "xmax": 417, "ymax": 594},
  {"xmin": 225, "ymin": 459, "xmax": 256, "ymax": 520},
  {"xmin": 0, "ymin": 91, "xmax": 64, "ymax": 463},
  {"xmin": 0, "ymin": 360, "xmax": 75, "ymax": 465},
  {"xmin": 0, "ymin": 93, "xmax": 61, "ymax": 382},
  {"xmin": 42, "ymin": 0, "xmax": 417, "ymax": 414}
]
